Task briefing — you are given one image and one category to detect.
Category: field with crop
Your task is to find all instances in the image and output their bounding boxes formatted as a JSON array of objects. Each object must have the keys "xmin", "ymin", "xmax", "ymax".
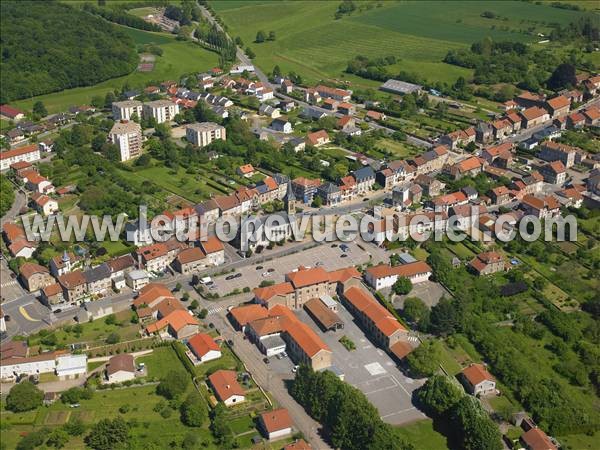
[
  {"xmin": 211, "ymin": 0, "xmax": 585, "ymax": 87},
  {"xmin": 13, "ymin": 26, "xmax": 218, "ymax": 114}
]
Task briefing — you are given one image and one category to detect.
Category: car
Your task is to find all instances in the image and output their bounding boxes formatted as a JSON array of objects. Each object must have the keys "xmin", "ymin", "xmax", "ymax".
[
  {"xmin": 208, "ymin": 323, "xmax": 214, "ymax": 329},
  {"xmin": 292, "ymin": 365, "xmax": 299, "ymax": 373},
  {"xmin": 227, "ymin": 340, "xmax": 234, "ymax": 346},
  {"xmin": 225, "ymin": 275, "xmax": 235, "ymax": 280},
  {"xmin": 262, "ymin": 272, "xmax": 270, "ymax": 277},
  {"xmin": 263, "ymin": 357, "xmax": 270, "ymax": 364},
  {"xmin": 330, "ymin": 243, "xmax": 338, "ymax": 248},
  {"xmin": 340, "ymin": 254, "xmax": 348, "ymax": 258},
  {"xmin": 276, "ymin": 353, "xmax": 282, "ymax": 360},
  {"xmin": 69, "ymin": 404, "xmax": 80, "ymax": 408},
  {"xmin": 54, "ymin": 309, "xmax": 62, "ymax": 314},
  {"xmin": 315, "ymin": 262, "xmax": 323, "ymax": 266},
  {"xmin": 267, "ymin": 268, "xmax": 275, "ymax": 273},
  {"xmin": 256, "ymin": 265, "xmax": 263, "ymax": 270},
  {"xmin": 362, "ymin": 198, "xmax": 369, "ymax": 202},
  {"xmin": 282, "ymin": 351, "xmax": 288, "ymax": 358},
  {"xmin": 9, "ymin": 273, "xmax": 16, "ymax": 279}
]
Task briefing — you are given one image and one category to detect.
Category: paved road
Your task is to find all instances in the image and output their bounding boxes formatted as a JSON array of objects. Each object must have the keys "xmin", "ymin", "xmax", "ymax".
[{"xmin": 0, "ymin": 184, "xmax": 27, "ymax": 226}]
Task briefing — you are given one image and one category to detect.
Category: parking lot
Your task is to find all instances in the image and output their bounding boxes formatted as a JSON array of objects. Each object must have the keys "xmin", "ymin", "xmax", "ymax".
[
  {"xmin": 295, "ymin": 305, "xmax": 427, "ymax": 425},
  {"xmin": 392, "ymin": 280, "xmax": 449, "ymax": 309},
  {"xmin": 209, "ymin": 240, "xmax": 390, "ymax": 297},
  {"xmin": 0, "ymin": 259, "xmax": 25, "ymax": 302}
]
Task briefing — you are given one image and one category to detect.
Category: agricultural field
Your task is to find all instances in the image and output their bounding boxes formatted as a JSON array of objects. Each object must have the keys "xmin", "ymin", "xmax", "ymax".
[
  {"xmin": 13, "ymin": 26, "xmax": 218, "ymax": 114},
  {"xmin": 211, "ymin": 0, "xmax": 585, "ymax": 87}
]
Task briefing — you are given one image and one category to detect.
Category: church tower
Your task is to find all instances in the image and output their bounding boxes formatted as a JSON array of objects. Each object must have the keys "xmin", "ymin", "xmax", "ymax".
[{"xmin": 285, "ymin": 180, "xmax": 296, "ymax": 214}]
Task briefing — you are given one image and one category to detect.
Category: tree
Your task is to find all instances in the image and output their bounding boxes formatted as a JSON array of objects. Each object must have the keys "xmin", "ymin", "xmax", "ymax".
[
  {"xmin": 105, "ymin": 332, "xmax": 120, "ymax": 344},
  {"xmin": 452, "ymin": 396, "xmax": 503, "ymax": 450},
  {"xmin": 33, "ymin": 101, "xmax": 47, "ymax": 118},
  {"xmin": 104, "ymin": 313, "xmax": 117, "ymax": 325},
  {"xmin": 268, "ymin": 30, "xmax": 276, "ymax": 41},
  {"xmin": 547, "ymin": 63, "xmax": 577, "ymax": 90},
  {"xmin": 6, "ymin": 381, "xmax": 44, "ymax": 412},
  {"xmin": 198, "ymin": 308, "xmax": 208, "ymax": 319},
  {"xmin": 392, "ymin": 277, "xmax": 413, "ymax": 295},
  {"xmin": 402, "ymin": 297, "xmax": 429, "ymax": 327},
  {"xmin": 245, "ymin": 47, "xmax": 255, "ymax": 59},
  {"xmin": 64, "ymin": 417, "xmax": 86, "ymax": 436},
  {"xmin": 157, "ymin": 370, "xmax": 189, "ymax": 399},
  {"xmin": 255, "ymin": 30, "xmax": 266, "ymax": 43},
  {"xmin": 210, "ymin": 403, "xmax": 234, "ymax": 447},
  {"xmin": 104, "ymin": 91, "xmax": 116, "ymax": 108},
  {"xmin": 46, "ymin": 428, "xmax": 70, "ymax": 448},
  {"xmin": 429, "ymin": 297, "xmax": 460, "ymax": 335},
  {"xmin": 417, "ymin": 374, "xmax": 463, "ymax": 415},
  {"xmin": 16, "ymin": 429, "xmax": 47, "ymax": 450},
  {"xmin": 91, "ymin": 133, "xmax": 107, "ymax": 152},
  {"xmin": 190, "ymin": 299, "xmax": 199, "ymax": 310},
  {"xmin": 85, "ymin": 417, "xmax": 129, "ymax": 450},
  {"xmin": 406, "ymin": 340, "xmax": 441, "ymax": 377},
  {"xmin": 180, "ymin": 392, "xmax": 208, "ymax": 427},
  {"xmin": 91, "ymin": 95, "xmax": 104, "ymax": 109}
]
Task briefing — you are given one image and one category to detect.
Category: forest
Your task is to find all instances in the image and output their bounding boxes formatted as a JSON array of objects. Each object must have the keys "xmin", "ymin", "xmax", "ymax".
[{"xmin": 0, "ymin": 1, "xmax": 138, "ymax": 103}]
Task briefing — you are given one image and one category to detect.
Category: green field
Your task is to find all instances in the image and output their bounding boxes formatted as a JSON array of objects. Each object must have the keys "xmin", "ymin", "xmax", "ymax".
[
  {"xmin": 12, "ymin": 26, "xmax": 218, "ymax": 114},
  {"xmin": 211, "ymin": 0, "xmax": 585, "ymax": 86},
  {"xmin": 395, "ymin": 419, "xmax": 449, "ymax": 450}
]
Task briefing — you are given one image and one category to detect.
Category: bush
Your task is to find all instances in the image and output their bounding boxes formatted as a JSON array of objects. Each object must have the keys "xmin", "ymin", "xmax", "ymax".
[
  {"xmin": 6, "ymin": 381, "xmax": 44, "ymax": 412},
  {"xmin": 156, "ymin": 370, "xmax": 189, "ymax": 399},
  {"xmin": 180, "ymin": 392, "xmax": 208, "ymax": 427}
]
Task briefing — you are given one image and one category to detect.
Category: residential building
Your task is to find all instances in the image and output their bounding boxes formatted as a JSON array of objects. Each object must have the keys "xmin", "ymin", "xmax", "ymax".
[
  {"xmin": 520, "ymin": 427, "xmax": 557, "ymax": 450},
  {"xmin": 106, "ymin": 354, "xmax": 136, "ymax": 384},
  {"xmin": 109, "ymin": 120, "xmax": 143, "ymax": 162},
  {"xmin": 1, "ymin": 352, "xmax": 57, "ymax": 381},
  {"xmin": 469, "ymin": 252, "xmax": 505, "ymax": 276},
  {"xmin": 23, "ymin": 170, "xmax": 54, "ymax": 194},
  {"xmin": 41, "ymin": 283, "xmax": 66, "ymax": 310},
  {"xmin": 187, "ymin": 333, "xmax": 221, "ymax": 364},
  {"xmin": 582, "ymin": 106, "xmax": 600, "ymax": 126},
  {"xmin": 19, "ymin": 263, "xmax": 54, "ymax": 293},
  {"xmin": 55, "ymin": 354, "xmax": 87, "ymax": 379},
  {"xmin": 58, "ymin": 270, "xmax": 87, "ymax": 302},
  {"xmin": 490, "ymin": 186, "xmax": 511, "ymax": 205},
  {"xmin": 461, "ymin": 363, "xmax": 496, "ymax": 396},
  {"xmin": 447, "ymin": 156, "xmax": 486, "ymax": 179},
  {"xmin": 291, "ymin": 177, "xmax": 321, "ymax": 204},
  {"xmin": 83, "ymin": 264, "xmax": 112, "ymax": 295},
  {"xmin": 199, "ymin": 236, "xmax": 225, "ymax": 266},
  {"xmin": 337, "ymin": 102, "xmax": 355, "ymax": 115},
  {"xmin": 270, "ymin": 117, "xmax": 292, "ymax": 133},
  {"xmin": 31, "ymin": 193, "xmax": 58, "ymax": 216},
  {"xmin": 366, "ymin": 110, "xmax": 386, "ymax": 121},
  {"xmin": 0, "ymin": 104, "xmax": 25, "ymax": 121},
  {"xmin": 146, "ymin": 309, "xmax": 199, "ymax": 339},
  {"xmin": 208, "ymin": 370, "xmax": 245, "ymax": 406},
  {"xmin": 353, "ymin": 166, "xmax": 376, "ymax": 194},
  {"xmin": 306, "ymin": 130, "xmax": 330, "ymax": 147},
  {"xmin": 520, "ymin": 107, "xmax": 550, "ymax": 129},
  {"xmin": 338, "ymin": 175, "xmax": 357, "ymax": 202},
  {"xmin": 440, "ymin": 127, "xmax": 476, "ymax": 150},
  {"xmin": 538, "ymin": 141, "xmax": 577, "ymax": 168},
  {"xmin": 414, "ymin": 174, "xmax": 442, "ymax": 197},
  {"xmin": 315, "ymin": 85, "xmax": 351, "ymax": 102},
  {"xmin": 475, "ymin": 122, "xmax": 493, "ymax": 144},
  {"xmin": 364, "ymin": 261, "xmax": 432, "ymax": 290},
  {"xmin": 520, "ymin": 194, "xmax": 561, "ymax": 219},
  {"xmin": 142, "ymin": 100, "xmax": 179, "ymax": 123},
  {"xmin": 237, "ymin": 164, "xmax": 255, "ymax": 178},
  {"xmin": 539, "ymin": 161, "xmax": 567, "ymax": 185},
  {"xmin": 343, "ymin": 286, "xmax": 408, "ymax": 350},
  {"xmin": 544, "ymin": 95, "xmax": 570, "ymax": 118},
  {"xmin": 137, "ymin": 243, "xmax": 170, "ymax": 273},
  {"xmin": 185, "ymin": 122, "xmax": 226, "ymax": 147},
  {"xmin": 491, "ymin": 118, "xmax": 513, "ymax": 140},
  {"xmin": 111, "ymin": 100, "xmax": 143, "ymax": 121},
  {"xmin": 173, "ymin": 247, "xmax": 206, "ymax": 274},
  {"xmin": 0, "ymin": 144, "xmax": 41, "ymax": 171},
  {"xmin": 259, "ymin": 408, "xmax": 293, "ymax": 440},
  {"xmin": 50, "ymin": 251, "xmax": 77, "ymax": 277}
]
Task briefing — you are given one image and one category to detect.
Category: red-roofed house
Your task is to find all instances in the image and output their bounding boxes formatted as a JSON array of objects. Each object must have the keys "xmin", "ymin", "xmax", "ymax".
[
  {"xmin": 306, "ymin": 129, "xmax": 330, "ymax": 147},
  {"xmin": 0, "ymin": 144, "xmax": 41, "ymax": 171},
  {"xmin": 259, "ymin": 408, "xmax": 293, "ymax": 440},
  {"xmin": 0, "ymin": 105, "xmax": 25, "ymax": 121},
  {"xmin": 237, "ymin": 164, "xmax": 255, "ymax": 178},
  {"xmin": 461, "ymin": 363, "xmax": 496, "ymax": 396},
  {"xmin": 186, "ymin": 333, "xmax": 221, "ymax": 364},
  {"xmin": 145, "ymin": 309, "xmax": 199, "ymax": 339},
  {"xmin": 208, "ymin": 369, "xmax": 245, "ymax": 406},
  {"xmin": 544, "ymin": 95, "xmax": 570, "ymax": 118},
  {"xmin": 520, "ymin": 427, "xmax": 557, "ymax": 450},
  {"xmin": 520, "ymin": 107, "xmax": 550, "ymax": 129},
  {"xmin": 447, "ymin": 156, "xmax": 486, "ymax": 179},
  {"xmin": 199, "ymin": 236, "xmax": 225, "ymax": 266},
  {"xmin": 469, "ymin": 252, "xmax": 505, "ymax": 276},
  {"xmin": 539, "ymin": 161, "xmax": 566, "ymax": 185},
  {"xmin": 364, "ymin": 261, "xmax": 432, "ymax": 290},
  {"xmin": 582, "ymin": 106, "xmax": 600, "ymax": 127}
]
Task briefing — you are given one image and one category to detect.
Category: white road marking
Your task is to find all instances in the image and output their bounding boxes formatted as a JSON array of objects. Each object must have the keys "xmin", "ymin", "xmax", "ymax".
[{"xmin": 364, "ymin": 362, "xmax": 387, "ymax": 376}]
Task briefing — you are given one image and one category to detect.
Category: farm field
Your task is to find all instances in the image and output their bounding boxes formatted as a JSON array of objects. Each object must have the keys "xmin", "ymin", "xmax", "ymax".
[
  {"xmin": 12, "ymin": 26, "xmax": 218, "ymax": 114},
  {"xmin": 211, "ymin": 0, "xmax": 585, "ymax": 87}
]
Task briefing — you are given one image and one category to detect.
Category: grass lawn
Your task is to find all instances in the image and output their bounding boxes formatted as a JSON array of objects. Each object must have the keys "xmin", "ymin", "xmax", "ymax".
[
  {"xmin": 212, "ymin": 0, "xmax": 583, "ymax": 87},
  {"xmin": 193, "ymin": 344, "xmax": 242, "ymax": 379},
  {"xmin": 136, "ymin": 346, "xmax": 183, "ymax": 380},
  {"xmin": 557, "ymin": 433, "xmax": 600, "ymax": 450},
  {"xmin": 412, "ymin": 247, "xmax": 429, "ymax": 262},
  {"xmin": 395, "ymin": 419, "xmax": 449, "ymax": 450},
  {"xmin": 376, "ymin": 138, "xmax": 420, "ymax": 158},
  {"xmin": 437, "ymin": 341, "xmax": 467, "ymax": 376},
  {"xmin": 12, "ymin": 27, "xmax": 218, "ymax": 114}
]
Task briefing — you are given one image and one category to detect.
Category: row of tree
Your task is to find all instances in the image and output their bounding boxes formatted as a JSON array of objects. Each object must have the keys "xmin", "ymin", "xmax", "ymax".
[{"xmin": 290, "ymin": 367, "xmax": 413, "ymax": 450}]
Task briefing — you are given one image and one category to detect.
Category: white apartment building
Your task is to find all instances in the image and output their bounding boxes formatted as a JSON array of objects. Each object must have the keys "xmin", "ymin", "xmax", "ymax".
[
  {"xmin": 109, "ymin": 121, "xmax": 143, "ymax": 161},
  {"xmin": 111, "ymin": 100, "xmax": 143, "ymax": 121},
  {"xmin": 186, "ymin": 122, "xmax": 226, "ymax": 147},
  {"xmin": 0, "ymin": 144, "xmax": 41, "ymax": 171},
  {"xmin": 142, "ymin": 100, "xmax": 179, "ymax": 124}
]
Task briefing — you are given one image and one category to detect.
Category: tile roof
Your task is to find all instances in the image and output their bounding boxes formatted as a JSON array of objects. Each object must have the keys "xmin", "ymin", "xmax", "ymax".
[
  {"xmin": 286, "ymin": 266, "xmax": 330, "ymax": 288},
  {"xmin": 187, "ymin": 333, "xmax": 219, "ymax": 357},
  {"xmin": 19, "ymin": 262, "xmax": 49, "ymax": 280},
  {"xmin": 390, "ymin": 341, "xmax": 414, "ymax": 359},
  {"xmin": 133, "ymin": 283, "xmax": 174, "ymax": 308},
  {"xmin": 365, "ymin": 261, "xmax": 432, "ymax": 280},
  {"xmin": 137, "ymin": 243, "xmax": 168, "ymax": 261},
  {"xmin": 58, "ymin": 270, "xmax": 86, "ymax": 289},
  {"xmin": 146, "ymin": 309, "xmax": 198, "ymax": 334},
  {"xmin": 344, "ymin": 286, "xmax": 407, "ymax": 337},
  {"xmin": 238, "ymin": 164, "xmax": 254, "ymax": 174},
  {"xmin": 0, "ymin": 144, "xmax": 38, "ymax": 160},
  {"xmin": 462, "ymin": 363, "xmax": 495, "ymax": 386},
  {"xmin": 176, "ymin": 247, "xmax": 206, "ymax": 264},
  {"xmin": 260, "ymin": 408, "xmax": 293, "ymax": 433},
  {"xmin": 306, "ymin": 129, "xmax": 329, "ymax": 146},
  {"xmin": 520, "ymin": 428, "xmax": 557, "ymax": 450},
  {"xmin": 546, "ymin": 95, "xmax": 570, "ymax": 110},
  {"xmin": 521, "ymin": 106, "xmax": 548, "ymax": 121},
  {"xmin": 229, "ymin": 304, "xmax": 269, "ymax": 326},
  {"xmin": 208, "ymin": 369, "xmax": 244, "ymax": 401},
  {"xmin": 42, "ymin": 283, "xmax": 63, "ymax": 297},
  {"xmin": 253, "ymin": 282, "xmax": 294, "ymax": 302},
  {"xmin": 200, "ymin": 236, "xmax": 224, "ymax": 254},
  {"xmin": 106, "ymin": 354, "xmax": 135, "ymax": 375},
  {"xmin": 284, "ymin": 439, "xmax": 311, "ymax": 450}
]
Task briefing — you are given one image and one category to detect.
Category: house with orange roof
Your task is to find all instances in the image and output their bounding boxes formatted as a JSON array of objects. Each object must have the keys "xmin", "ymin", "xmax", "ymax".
[
  {"xmin": 0, "ymin": 144, "xmax": 41, "ymax": 171},
  {"xmin": 582, "ymin": 106, "xmax": 599, "ymax": 127},
  {"xmin": 481, "ymin": 142, "xmax": 513, "ymax": 167},
  {"xmin": 343, "ymin": 286, "xmax": 408, "ymax": 350},
  {"xmin": 520, "ymin": 106, "xmax": 550, "ymax": 129},
  {"xmin": 446, "ymin": 156, "xmax": 487, "ymax": 179},
  {"xmin": 23, "ymin": 170, "xmax": 54, "ymax": 194},
  {"xmin": 31, "ymin": 192, "xmax": 58, "ymax": 216},
  {"xmin": 136, "ymin": 243, "xmax": 170, "ymax": 273},
  {"xmin": 291, "ymin": 176, "xmax": 322, "ymax": 204},
  {"xmin": 468, "ymin": 252, "xmax": 505, "ymax": 276},
  {"xmin": 520, "ymin": 194, "xmax": 561, "ymax": 219},
  {"xmin": 199, "ymin": 235, "xmax": 225, "ymax": 266},
  {"xmin": 229, "ymin": 304, "xmax": 270, "ymax": 331},
  {"xmin": 20, "ymin": 262, "xmax": 54, "ymax": 292},
  {"xmin": 520, "ymin": 427, "xmax": 557, "ymax": 450},
  {"xmin": 556, "ymin": 187, "xmax": 583, "ymax": 208},
  {"xmin": 58, "ymin": 270, "xmax": 87, "ymax": 302},
  {"xmin": 566, "ymin": 111, "xmax": 586, "ymax": 129},
  {"xmin": 173, "ymin": 247, "xmax": 206, "ymax": 274},
  {"xmin": 245, "ymin": 304, "xmax": 332, "ymax": 370},
  {"xmin": 364, "ymin": 261, "xmax": 432, "ymax": 290},
  {"xmin": 284, "ymin": 439, "xmax": 311, "ymax": 450},
  {"xmin": 460, "ymin": 363, "xmax": 496, "ymax": 396},
  {"xmin": 208, "ymin": 369, "xmax": 245, "ymax": 406},
  {"xmin": 538, "ymin": 141, "xmax": 578, "ymax": 168},
  {"xmin": 338, "ymin": 175, "xmax": 357, "ymax": 202},
  {"xmin": 545, "ymin": 95, "xmax": 570, "ymax": 118},
  {"xmin": 440, "ymin": 127, "xmax": 476, "ymax": 150},
  {"xmin": 489, "ymin": 186, "xmax": 511, "ymax": 205},
  {"xmin": 237, "ymin": 164, "xmax": 255, "ymax": 178},
  {"xmin": 145, "ymin": 309, "xmax": 199, "ymax": 339},
  {"xmin": 259, "ymin": 408, "xmax": 293, "ymax": 440},
  {"xmin": 306, "ymin": 129, "xmax": 330, "ymax": 147},
  {"xmin": 539, "ymin": 160, "xmax": 567, "ymax": 185},
  {"xmin": 337, "ymin": 102, "xmax": 355, "ymax": 116},
  {"xmin": 315, "ymin": 85, "xmax": 351, "ymax": 102},
  {"xmin": 186, "ymin": 333, "xmax": 221, "ymax": 364},
  {"xmin": 491, "ymin": 118, "xmax": 513, "ymax": 140}
]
